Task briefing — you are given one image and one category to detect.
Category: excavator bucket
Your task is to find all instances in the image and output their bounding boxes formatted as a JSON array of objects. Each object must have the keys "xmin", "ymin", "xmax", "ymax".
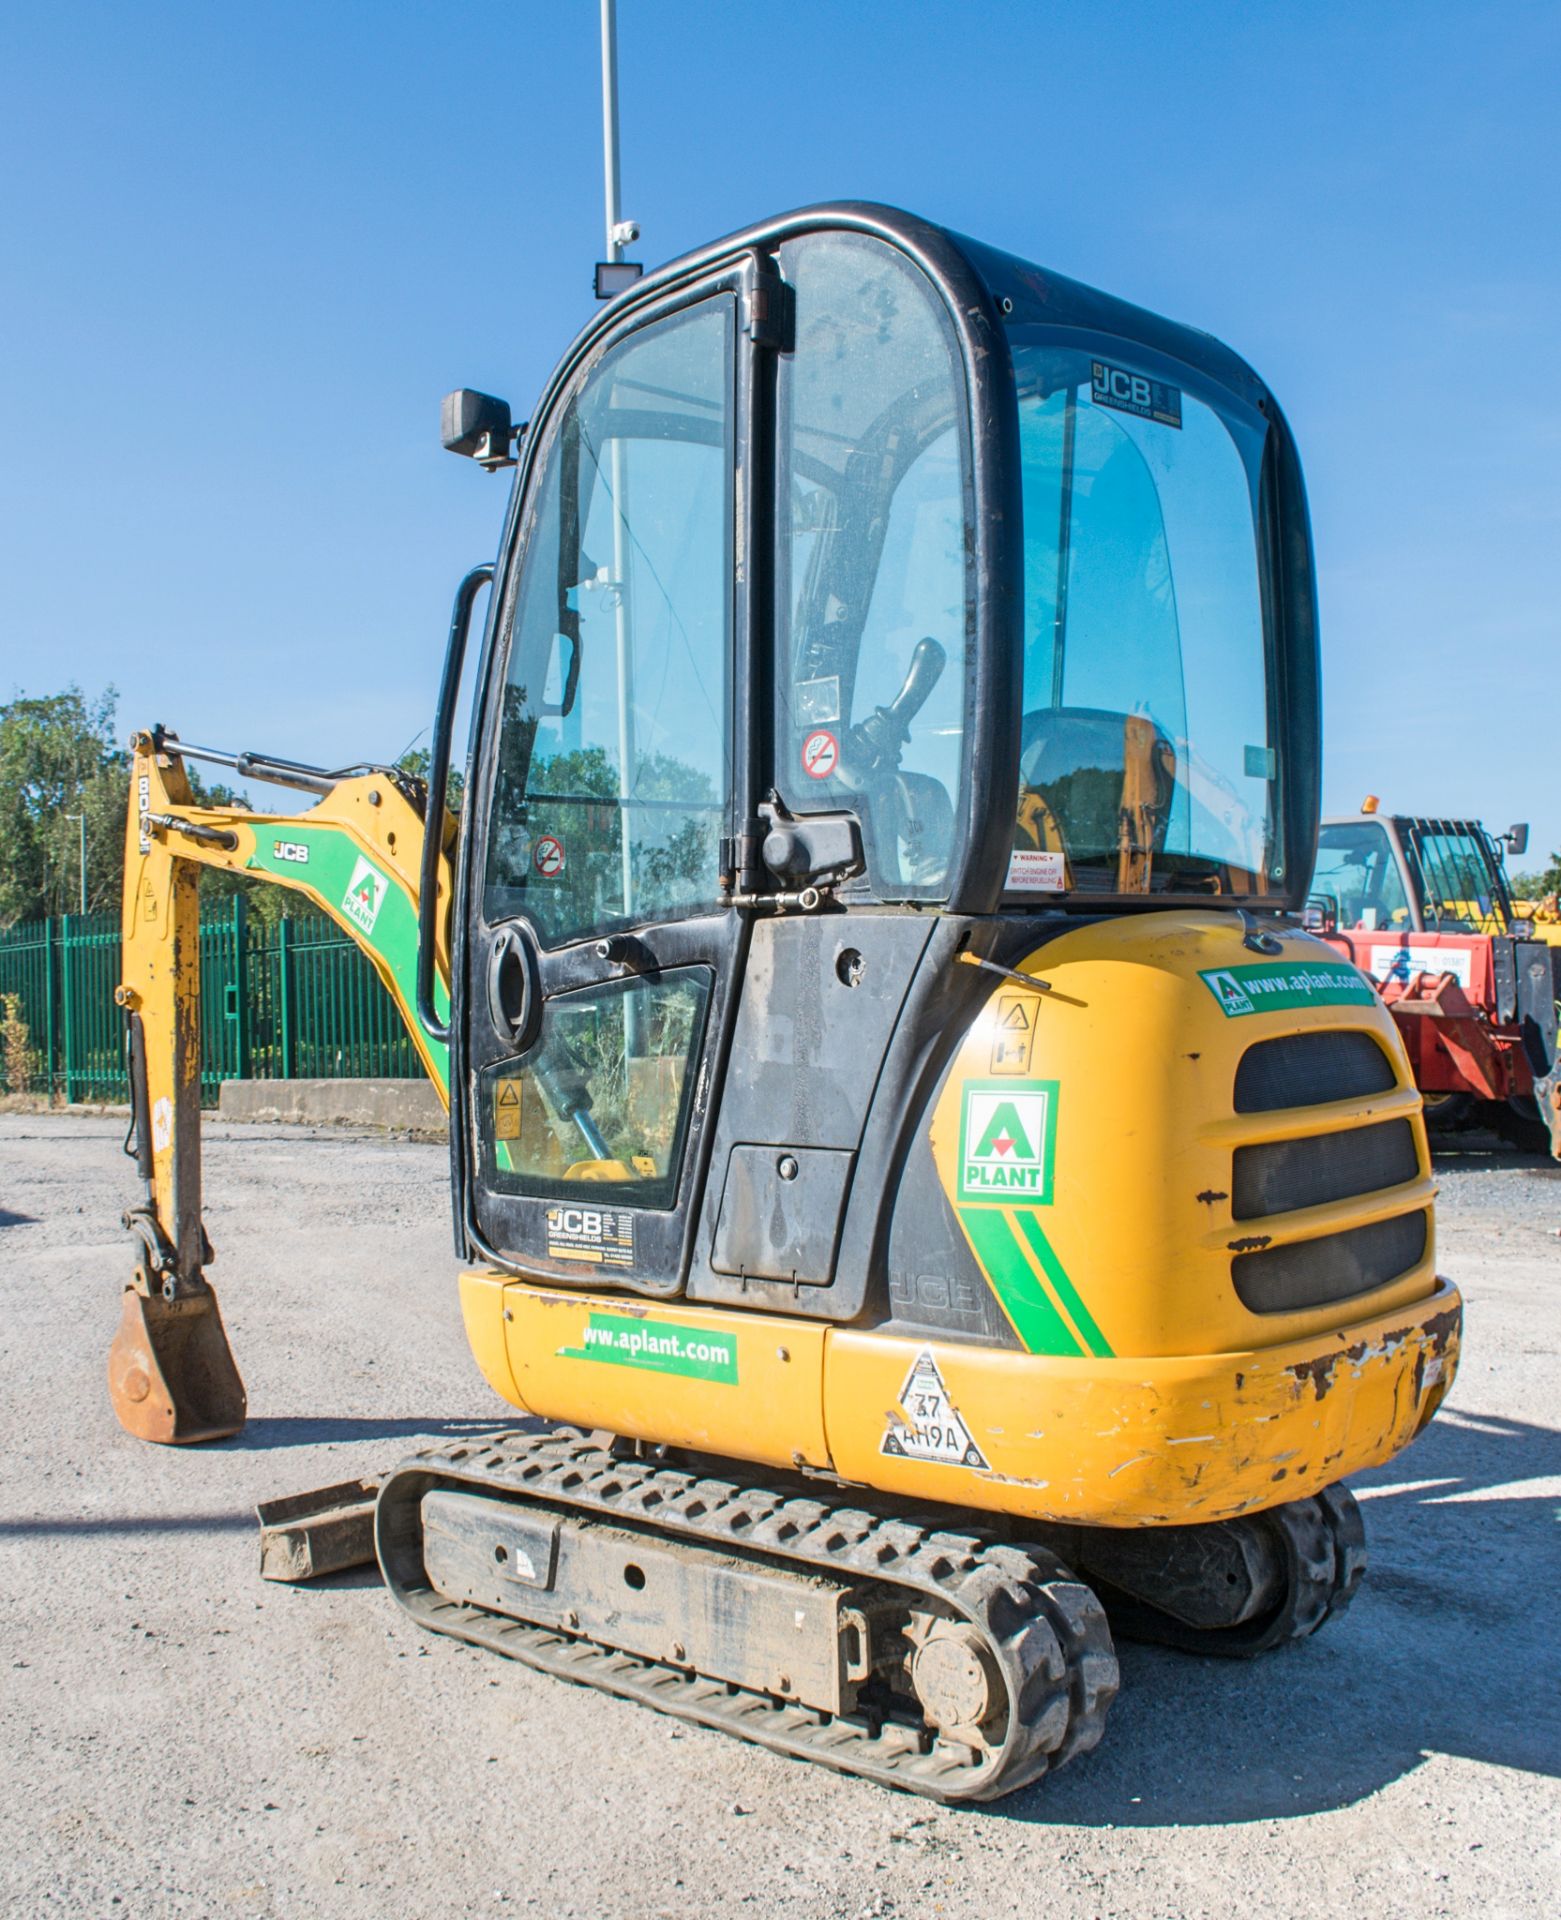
[{"xmin": 107, "ymin": 1282, "xmax": 247, "ymax": 1444}]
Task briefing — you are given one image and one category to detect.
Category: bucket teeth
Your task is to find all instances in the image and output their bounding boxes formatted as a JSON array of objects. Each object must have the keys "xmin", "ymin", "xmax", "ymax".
[{"xmin": 107, "ymin": 1280, "xmax": 247, "ymax": 1444}]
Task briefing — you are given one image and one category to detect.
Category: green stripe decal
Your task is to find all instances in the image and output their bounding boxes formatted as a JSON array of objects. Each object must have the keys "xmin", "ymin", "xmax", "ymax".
[
  {"xmin": 247, "ymin": 825, "xmax": 449, "ymax": 1096},
  {"xmin": 959, "ymin": 1207, "xmax": 1084, "ymax": 1357},
  {"xmin": 1012, "ymin": 1211, "xmax": 1114, "ymax": 1357}
]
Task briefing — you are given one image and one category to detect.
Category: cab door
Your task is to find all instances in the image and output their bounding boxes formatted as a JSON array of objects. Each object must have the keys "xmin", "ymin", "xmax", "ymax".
[{"xmin": 459, "ymin": 280, "xmax": 751, "ymax": 1296}]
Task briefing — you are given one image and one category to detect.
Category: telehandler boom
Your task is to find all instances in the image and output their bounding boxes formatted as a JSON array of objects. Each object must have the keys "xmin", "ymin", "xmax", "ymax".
[{"xmin": 113, "ymin": 204, "xmax": 1461, "ymax": 1801}]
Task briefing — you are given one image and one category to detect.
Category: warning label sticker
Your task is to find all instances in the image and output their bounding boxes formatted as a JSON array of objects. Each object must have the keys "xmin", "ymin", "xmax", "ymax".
[
  {"xmin": 341, "ymin": 855, "xmax": 388, "ymax": 935},
  {"xmin": 494, "ymin": 1079, "xmax": 521, "ymax": 1140},
  {"xmin": 1006, "ymin": 847, "xmax": 1066, "ymax": 891},
  {"xmin": 546, "ymin": 1204, "xmax": 635, "ymax": 1269},
  {"xmin": 801, "ymin": 728, "xmax": 839, "ymax": 780},
  {"xmin": 958, "ymin": 1080, "xmax": 1057, "ymax": 1203},
  {"xmin": 990, "ymin": 995, "xmax": 1036, "ymax": 1075},
  {"xmin": 533, "ymin": 835, "xmax": 567, "ymax": 878},
  {"xmin": 882, "ymin": 1349, "xmax": 988, "ymax": 1469}
]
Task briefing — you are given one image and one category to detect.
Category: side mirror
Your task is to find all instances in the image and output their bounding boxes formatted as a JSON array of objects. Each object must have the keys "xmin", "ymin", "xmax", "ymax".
[
  {"xmin": 1503, "ymin": 823, "xmax": 1529, "ymax": 857},
  {"xmin": 1302, "ymin": 893, "xmax": 1338, "ymax": 933},
  {"xmin": 441, "ymin": 389, "xmax": 518, "ymax": 471}
]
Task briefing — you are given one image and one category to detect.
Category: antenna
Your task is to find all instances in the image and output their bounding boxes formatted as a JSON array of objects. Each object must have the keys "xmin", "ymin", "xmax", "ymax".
[{"xmin": 595, "ymin": 0, "xmax": 643, "ymax": 299}]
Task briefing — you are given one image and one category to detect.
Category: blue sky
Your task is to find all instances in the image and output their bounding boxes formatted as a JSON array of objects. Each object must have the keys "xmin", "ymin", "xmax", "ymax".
[{"xmin": 3, "ymin": 1, "xmax": 1558, "ymax": 863}]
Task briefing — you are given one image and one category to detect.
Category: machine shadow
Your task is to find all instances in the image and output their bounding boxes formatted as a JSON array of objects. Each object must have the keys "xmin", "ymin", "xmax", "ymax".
[
  {"xmin": 996, "ymin": 1409, "xmax": 1561, "ymax": 1829},
  {"xmin": 1429, "ymin": 1131, "xmax": 1553, "ymax": 1174},
  {"xmin": 0, "ymin": 1511, "xmax": 254, "ymax": 1537},
  {"xmin": 217, "ymin": 1415, "xmax": 525, "ymax": 1451},
  {"xmin": 0, "ymin": 1208, "xmax": 38, "ymax": 1227}
]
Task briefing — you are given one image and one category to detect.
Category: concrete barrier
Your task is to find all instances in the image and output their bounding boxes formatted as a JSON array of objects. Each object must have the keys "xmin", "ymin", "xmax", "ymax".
[{"xmin": 217, "ymin": 1078, "xmax": 447, "ymax": 1135}]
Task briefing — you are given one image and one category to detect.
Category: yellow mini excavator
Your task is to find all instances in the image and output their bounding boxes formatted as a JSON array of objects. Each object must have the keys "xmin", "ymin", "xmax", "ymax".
[{"xmin": 111, "ymin": 205, "xmax": 1461, "ymax": 1802}]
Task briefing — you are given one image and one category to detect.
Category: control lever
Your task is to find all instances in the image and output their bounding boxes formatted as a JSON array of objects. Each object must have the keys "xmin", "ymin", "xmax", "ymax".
[
  {"xmin": 841, "ymin": 636, "xmax": 947, "ymax": 781},
  {"xmin": 533, "ymin": 1057, "xmax": 611, "ymax": 1161}
]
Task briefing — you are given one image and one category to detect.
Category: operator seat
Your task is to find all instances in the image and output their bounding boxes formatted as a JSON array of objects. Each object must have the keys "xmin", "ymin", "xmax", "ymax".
[{"xmin": 1017, "ymin": 706, "xmax": 1177, "ymax": 857}]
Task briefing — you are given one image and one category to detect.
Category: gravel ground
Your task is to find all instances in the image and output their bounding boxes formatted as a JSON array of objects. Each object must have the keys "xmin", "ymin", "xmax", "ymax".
[{"xmin": 1, "ymin": 1113, "xmax": 1557, "ymax": 1920}]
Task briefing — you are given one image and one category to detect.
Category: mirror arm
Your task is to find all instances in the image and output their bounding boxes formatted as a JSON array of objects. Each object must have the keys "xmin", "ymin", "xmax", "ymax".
[{"xmin": 417, "ymin": 562, "xmax": 495, "ymax": 1042}]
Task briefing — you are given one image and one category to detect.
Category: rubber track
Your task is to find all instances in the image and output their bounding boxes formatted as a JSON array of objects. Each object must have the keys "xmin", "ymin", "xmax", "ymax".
[
  {"xmin": 1099, "ymin": 1483, "xmax": 1368, "ymax": 1658},
  {"xmin": 376, "ymin": 1430, "xmax": 1119, "ymax": 1803}
]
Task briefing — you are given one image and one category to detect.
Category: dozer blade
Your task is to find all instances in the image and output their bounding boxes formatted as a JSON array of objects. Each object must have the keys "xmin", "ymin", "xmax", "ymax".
[{"xmin": 107, "ymin": 1283, "xmax": 247, "ymax": 1444}]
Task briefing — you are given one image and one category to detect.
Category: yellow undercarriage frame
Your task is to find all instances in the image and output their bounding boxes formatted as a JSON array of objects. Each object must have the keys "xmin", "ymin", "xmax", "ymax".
[{"xmin": 460, "ymin": 913, "xmax": 1461, "ymax": 1529}]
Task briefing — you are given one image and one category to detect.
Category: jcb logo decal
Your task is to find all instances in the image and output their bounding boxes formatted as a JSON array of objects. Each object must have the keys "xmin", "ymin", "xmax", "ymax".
[
  {"xmin": 552, "ymin": 1208, "xmax": 602, "ymax": 1236},
  {"xmin": 1090, "ymin": 359, "xmax": 1182, "ymax": 429},
  {"xmin": 272, "ymin": 840, "xmax": 309, "ymax": 864}
]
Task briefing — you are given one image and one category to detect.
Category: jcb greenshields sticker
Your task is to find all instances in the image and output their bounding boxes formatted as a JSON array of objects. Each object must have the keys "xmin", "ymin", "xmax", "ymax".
[
  {"xmin": 559, "ymin": 1311, "xmax": 738, "ymax": 1384},
  {"xmin": 1199, "ymin": 961, "xmax": 1377, "ymax": 1019},
  {"xmin": 958, "ymin": 1080, "xmax": 1058, "ymax": 1203}
]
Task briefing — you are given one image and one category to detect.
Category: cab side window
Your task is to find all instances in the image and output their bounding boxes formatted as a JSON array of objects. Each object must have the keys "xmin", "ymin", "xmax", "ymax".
[
  {"xmin": 773, "ymin": 234, "xmax": 973, "ymax": 899},
  {"xmin": 484, "ymin": 302, "xmax": 735, "ymax": 946}
]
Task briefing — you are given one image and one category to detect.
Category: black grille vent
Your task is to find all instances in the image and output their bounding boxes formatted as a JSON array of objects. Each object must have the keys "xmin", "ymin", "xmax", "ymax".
[
  {"xmin": 1233, "ymin": 1210, "xmax": 1428, "ymax": 1315},
  {"xmin": 1234, "ymin": 1030, "xmax": 1396, "ymax": 1113},
  {"xmin": 1232, "ymin": 1120, "xmax": 1419, "ymax": 1221}
]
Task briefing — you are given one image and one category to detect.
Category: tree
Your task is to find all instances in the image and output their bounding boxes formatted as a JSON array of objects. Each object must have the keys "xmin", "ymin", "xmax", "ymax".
[
  {"xmin": 395, "ymin": 745, "xmax": 465, "ymax": 814},
  {"xmin": 1510, "ymin": 855, "xmax": 1561, "ymax": 902},
  {"xmin": 0, "ymin": 687, "xmax": 249, "ymax": 927},
  {"xmin": 0, "ymin": 687, "xmax": 125, "ymax": 925}
]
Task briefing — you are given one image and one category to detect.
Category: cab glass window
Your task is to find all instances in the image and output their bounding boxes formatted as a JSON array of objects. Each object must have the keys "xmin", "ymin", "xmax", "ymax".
[
  {"xmin": 480, "ymin": 970, "xmax": 710, "ymax": 1209},
  {"xmin": 1403, "ymin": 825, "xmax": 1507, "ymax": 933},
  {"xmin": 773, "ymin": 234, "xmax": 973, "ymax": 899},
  {"xmin": 1010, "ymin": 342, "xmax": 1277, "ymax": 897},
  {"xmin": 484, "ymin": 301, "xmax": 734, "ymax": 944},
  {"xmin": 1312, "ymin": 821, "xmax": 1410, "ymax": 931}
]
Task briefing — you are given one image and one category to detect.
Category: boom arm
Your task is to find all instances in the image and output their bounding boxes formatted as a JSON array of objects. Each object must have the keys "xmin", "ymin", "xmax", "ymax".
[{"xmin": 108, "ymin": 728, "xmax": 452, "ymax": 1442}]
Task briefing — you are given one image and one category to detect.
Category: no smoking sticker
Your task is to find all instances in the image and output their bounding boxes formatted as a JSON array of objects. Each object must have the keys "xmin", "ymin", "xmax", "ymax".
[
  {"xmin": 801, "ymin": 729, "xmax": 839, "ymax": 780},
  {"xmin": 534, "ymin": 835, "xmax": 567, "ymax": 878}
]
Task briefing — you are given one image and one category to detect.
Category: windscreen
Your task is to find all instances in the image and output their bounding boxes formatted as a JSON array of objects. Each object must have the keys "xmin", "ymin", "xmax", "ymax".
[
  {"xmin": 1399, "ymin": 821, "xmax": 1512, "ymax": 933},
  {"xmin": 1008, "ymin": 340, "xmax": 1278, "ymax": 898},
  {"xmin": 1312, "ymin": 820, "xmax": 1410, "ymax": 931}
]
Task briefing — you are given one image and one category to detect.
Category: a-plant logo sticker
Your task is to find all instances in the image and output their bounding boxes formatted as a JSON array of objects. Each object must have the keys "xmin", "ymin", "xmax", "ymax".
[
  {"xmin": 1203, "ymin": 969, "xmax": 1254, "ymax": 1017},
  {"xmin": 957, "ymin": 1079, "xmax": 1057, "ymax": 1203},
  {"xmin": 341, "ymin": 855, "xmax": 388, "ymax": 935}
]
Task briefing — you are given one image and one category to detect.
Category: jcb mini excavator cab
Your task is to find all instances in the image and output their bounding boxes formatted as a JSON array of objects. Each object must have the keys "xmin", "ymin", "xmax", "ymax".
[{"xmin": 113, "ymin": 206, "xmax": 1460, "ymax": 1801}]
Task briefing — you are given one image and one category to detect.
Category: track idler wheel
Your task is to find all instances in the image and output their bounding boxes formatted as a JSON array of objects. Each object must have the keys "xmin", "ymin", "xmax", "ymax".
[
  {"xmin": 904, "ymin": 1608, "xmax": 1006, "ymax": 1756},
  {"xmin": 1067, "ymin": 1484, "xmax": 1367, "ymax": 1658},
  {"xmin": 107, "ymin": 1275, "xmax": 247, "ymax": 1444}
]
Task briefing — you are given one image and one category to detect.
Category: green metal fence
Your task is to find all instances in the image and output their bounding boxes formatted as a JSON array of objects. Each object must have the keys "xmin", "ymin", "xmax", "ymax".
[{"xmin": 0, "ymin": 899, "xmax": 421, "ymax": 1105}]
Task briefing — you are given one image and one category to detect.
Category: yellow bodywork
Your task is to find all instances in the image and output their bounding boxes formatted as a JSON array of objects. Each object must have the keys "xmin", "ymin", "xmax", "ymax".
[{"xmin": 460, "ymin": 912, "xmax": 1460, "ymax": 1527}]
